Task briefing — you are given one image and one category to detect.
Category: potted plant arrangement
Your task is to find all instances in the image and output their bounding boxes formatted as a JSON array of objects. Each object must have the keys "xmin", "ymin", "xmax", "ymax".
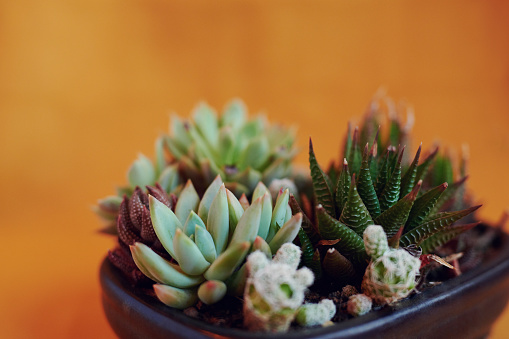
[{"xmin": 98, "ymin": 96, "xmax": 509, "ymax": 339}]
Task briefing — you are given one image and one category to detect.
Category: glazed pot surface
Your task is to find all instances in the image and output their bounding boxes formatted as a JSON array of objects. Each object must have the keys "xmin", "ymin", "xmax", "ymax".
[{"xmin": 100, "ymin": 230, "xmax": 509, "ymax": 339}]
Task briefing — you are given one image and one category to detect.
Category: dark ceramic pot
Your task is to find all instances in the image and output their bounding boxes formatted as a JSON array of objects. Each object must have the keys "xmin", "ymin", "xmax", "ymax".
[{"xmin": 100, "ymin": 228, "xmax": 509, "ymax": 339}]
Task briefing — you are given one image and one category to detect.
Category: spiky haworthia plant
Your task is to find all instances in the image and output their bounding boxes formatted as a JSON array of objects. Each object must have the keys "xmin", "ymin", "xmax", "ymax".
[
  {"xmin": 130, "ymin": 176, "xmax": 303, "ymax": 308},
  {"xmin": 95, "ymin": 99, "xmax": 298, "ymax": 232},
  {"xmin": 243, "ymin": 243, "xmax": 335, "ymax": 332},
  {"xmin": 295, "ymin": 97, "xmax": 480, "ymax": 287}
]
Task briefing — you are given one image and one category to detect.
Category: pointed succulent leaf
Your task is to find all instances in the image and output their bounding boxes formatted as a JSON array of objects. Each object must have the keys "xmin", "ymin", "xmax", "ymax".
[
  {"xmin": 194, "ymin": 225, "xmax": 217, "ymax": 263},
  {"xmin": 309, "ymin": 139, "xmax": 335, "ymax": 218},
  {"xmin": 420, "ymin": 222, "xmax": 480, "ymax": 254},
  {"xmin": 348, "ymin": 127, "xmax": 362, "ymax": 176},
  {"xmin": 220, "ymin": 99, "xmax": 247, "ymax": 129},
  {"xmin": 400, "ymin": 205, "xmax": 481, "ymax": 247},
  {"xmin": 298, "ymin": 229, "xmax": 321, "ymax": 278},
  {"xmin": 400, "ymin": 144, "xmax": 421, "ymax": 198},
  {"xmin": 339, "ymin": 175, "xmax": 374, "ymax": 237},
  {"xmin": 378, "ymin": 148, "xmax": 403, "ymax": 212},
  {"xmin": 154, "ymin": 284, "xmax": 198, "ymax": 310},
  {"xmin": 183, "ymin": 211, "xmax": 206, "ymax": 236},
  {"xmin": 335, "ymin": 159, "xmax": 351, "ymax": 215},
  {"xmin": 374, "ymin": 150, "xmax": 390, "ymax": 196},
  {"xmin": 169, "ymin": 114, "xmax": 191, "ymax": 150},
  {"xmin": 225, "ymin": 188, "xmax": 244, "ymax": 235},
  {"xmin": 415, "ymin": 147, "xmax": 438, "ymax": 183},
  {"xmin": 317, "ymin": 205, "xmax": 367, "ymax": 264},
  {"xmin": 428, "ymin": 176, "xmax": 468, "ymax": 216},
  {"xmin": 375, "ymin": 181, "xmax": 421, "ymax": 238},
  {"xmin": 149, "ymin": 195, "xmax": 182, "ymax": 259},
  {"xmin": 192, "ymin": 102, "xmax": 219, "ymax": 148},
  {"xmin": 239, "ymin": 193, "xmax": 250, "ymax": 210},
  {"xmin": 218, "ymin": 126, "xmax": 235, "ymax": 165},
  {"xmin": 197, "ymin": 175, "xmax": 223, "ymax": 222},
  {"xmin": 127, "ymin": 154, "xmax": 156, "ymax": 188},
  {"xmin": 206, "ymin": 184, "xmax": 229, "ymax": 255},
  {"xmin": 289, "ymin": 194, "xmax": 320, "ymax": 246},
  {"xmin": 269, "ymin": 213, "xmax": 302, "ymax": 253},
  {"xmin": 405, "ymin": 183, "xmax": 448, "ymax": 232},
  {"xmin": 154, "ymin": 136, "xmax": 166, "ymax": 176},
  {"xmin": 252, "ymin": 236, "xmax": 272, "ymax": 258},
  {"xmin": 157, "ymin": 165, "xmax": 180, "ymax": 194},
  {"xmin": 238, "ymin": 136, "xmax": 270, "ymax": 171},
  {"xmin": 130, "ymin": 243, "xmax": 204, "ymax": 288},
  {"xmin": 198, "ymin": 280, "xmax": 227, "ymax": 305},
  {"xmin": 356, "ymin": 144, "xmax": 381, "ymax": 218},
  {"xmin": 173, "ymin": 229, "xmax": 211, "ymax": 275},
  {"xmin": 342, "ymin": 122, "xmax": 353, "ymax": 162},
  {"xmin": 252, "ymin": 182, "xmax": 269, "ymax": 201},
  {"xmin": 229, "ymin": 197, "xmax": 262, "ymax": 248},
  {"xmin": 267, "ymin": 188, "xmax": 290, "ymax": 243},
  {"xmin": 225, "ymin": 263, "xmax": 248, "ymax": 297},
  {"xmin": 322, "ymin": 248, "xmax": 355, "ymax": 283},
  {"xmin": 204, "ymin": 241, "xmax": 251, "ymax": 281},
  {"xmin": 258, "ymin": 193, "xmax": 273, "ymax": 239},
  {"xmin": 175, "ymin": 180, "xmax": 200, "ymax": 225}
]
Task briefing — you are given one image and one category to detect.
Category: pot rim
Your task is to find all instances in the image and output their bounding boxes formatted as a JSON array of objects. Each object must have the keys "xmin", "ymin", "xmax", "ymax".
[{"xmin": 100, "ymin": 226, "xmax": 509, "ymax": 338}]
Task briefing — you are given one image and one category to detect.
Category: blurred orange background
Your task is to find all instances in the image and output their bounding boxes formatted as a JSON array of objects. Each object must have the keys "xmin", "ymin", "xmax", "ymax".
[{"xmin": 1, "ymin": 1, "xmax": 508, "ymax": 338}]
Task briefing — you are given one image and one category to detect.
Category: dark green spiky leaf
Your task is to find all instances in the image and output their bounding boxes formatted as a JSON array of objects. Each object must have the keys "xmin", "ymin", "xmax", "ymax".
[
  {"xmin": 309, "ymin": 139, "xmax": 336, "ymax": 218},
  {"xmin": 387, "ymin": 145, "xmax": 399, "ymax": 174},
  {"xmin": 347, "ymin": 127, "xmax": 362, "ymax": 176},
  {"xmin": 298, "ymin": 228, "xmax": 321, "ymax": 278},
  {"xmin": 369, "ymin": 136, "xmax": 379, "ymax": 180},
  {"xmin": 400, "ymin": 144, "xmax": 421, "ymax": 198},
  {"xmin": 316, "ymin": 205, "xmax": 367, "ymax": 264},
  {"xmin": 415, "ymin": 147, "xmax": 438, "ymax": 183},
  {"xmin": 400, "ymin": 205, "xmax": 481, "ymax": 247},
  {"xmin": 339, "ymin": 175, "xmax": 374, "ymax": 237},
  {"xmin": 405, "ymin": 182, "xmax": 448, "ymax": 232},
  {"xmin": 428, "ymin": 177, "xmax": 468, "ymax": 217},
  {"xmin": 374, "ymin": 150, "xmax": 390, "ymax": 196},
  {"xmin": 290, "ymin": 194, "xmax": 320, "ymax": 246},
  {"xmin": 420, "ymin": 222, "xmax": 480, "ymax": 254},
  {"xmin": 388, "ymin": 225, "xmax": 405, "ymax": 249},
  {"xmin": 327, "ymin": 160, "xmax": 339, "ymax": 187},
  {"xmin": 430, "ymin": 154, "xmax": 454, "ymax": 188},
  {"xmin": 389, "ymin": 117, "xmax": 402, "ymax": 149},
  {"xmin": 335, "ymin": 159, "xmax": 351, "ymax": 217},
  {"xmin": 378, "ymin": 148, "xmax": 403, "ymax": 212},
  {"xmin": 323, "ymin": 248, "xmax": 355, "ymax": 284},
  {"xmin": 343, "ymin": 122, "xmax": 352, "ymax": 163},
  {"xmin": 375, "ymin": 181, "xmax": 421, "ymax": 238},
  {"xmin": 356, "ymin": 144, "xmax": 381, "ymax": 218}
]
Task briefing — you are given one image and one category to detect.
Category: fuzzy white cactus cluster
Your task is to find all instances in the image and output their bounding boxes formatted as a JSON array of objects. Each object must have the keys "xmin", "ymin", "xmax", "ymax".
[
  {"xmin": 243, "ymin": 243, "xmax": 336, "ymax": 332},
  {"xmin": 361, "ymin": 225, "xmax": 421, "ymax": 305}
]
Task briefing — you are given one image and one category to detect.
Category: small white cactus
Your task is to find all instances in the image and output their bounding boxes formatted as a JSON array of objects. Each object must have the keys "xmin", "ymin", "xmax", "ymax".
[
  {"xmin": 347, "ymin": 294, "xmax": 372, "ymax": 317},
  {"xmin": 361, "ymin": 225, "xmax": 421, "ymax": 305},
  {"xmin": 243, "ymin": 243, "xmax": 335, "ymax": 332}
]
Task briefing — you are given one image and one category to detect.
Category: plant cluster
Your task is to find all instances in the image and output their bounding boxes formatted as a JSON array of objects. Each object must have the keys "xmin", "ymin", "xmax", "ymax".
[
  {"xmin": 95, "ymin": 100, "xmax": 298, "ymax": 233},
  {"xmin": 100, "ymin": 96, "xmax": 485, "ymax": 333}
]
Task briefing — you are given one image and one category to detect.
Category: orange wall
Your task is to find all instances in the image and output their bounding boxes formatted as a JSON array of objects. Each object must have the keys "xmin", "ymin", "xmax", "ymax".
[{"xmin": 1, "ymin": 1, "xmax": 508, "ymax": 337}]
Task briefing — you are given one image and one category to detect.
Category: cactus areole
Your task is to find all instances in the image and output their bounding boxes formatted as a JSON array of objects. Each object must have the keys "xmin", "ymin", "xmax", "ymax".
[{"xmin": 99, "ymin": 96, "xmax": 509, "ymax": 338}]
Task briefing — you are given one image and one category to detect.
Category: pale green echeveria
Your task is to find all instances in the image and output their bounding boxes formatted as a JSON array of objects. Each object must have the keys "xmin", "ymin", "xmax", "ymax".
[
  {"xmin": 165, "ymin": 99, "xmax": 298, "ymax": 195},
  {"xmin": 243, "ymin": 243, "xmax": 335, "ymax": 332},
  {"xmin": 95, "ymin": 99, "xmax": 298, "ymax": 233},
  {"xmin": 130, "ymin": 176, "xmax": 303, "ymax": 309},
  {"xmin": 361, "ymin": 225, "xmax": 421, "ymax": 305}
]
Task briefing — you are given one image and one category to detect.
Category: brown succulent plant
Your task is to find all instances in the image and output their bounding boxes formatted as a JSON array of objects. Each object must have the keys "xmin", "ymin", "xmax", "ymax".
[{"xmin": 107, "ymin": 184, "xmax": 176, "ymax": 284}]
